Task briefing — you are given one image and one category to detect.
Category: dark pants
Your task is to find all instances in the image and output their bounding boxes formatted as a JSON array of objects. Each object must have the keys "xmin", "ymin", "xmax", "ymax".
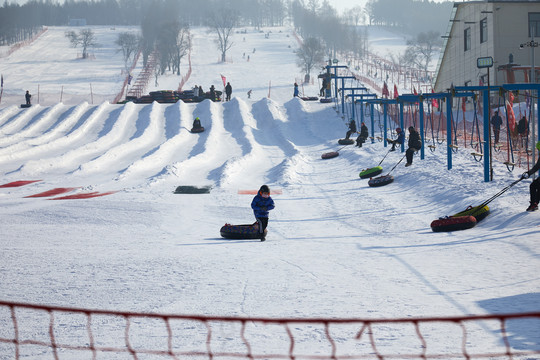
[
  {"xmin": 531, "ymin": 177, "xmax": 540, "ymax": 204},
  {"xmin": 356, "ymin": 136, "xmax": 366, "ymax": 147},
  {"xmin": 256, "ymin": 217, "xmax": 268, "ymax": 233},
  {"xmin": 388, "ymin": 139, "xmax": 399, "ymax": 150},
  {"xmin": 345, "ymin": 130, "xmax": 355, "ymax": 139},
  {"xmin": 406, "ymin": 147, "xmax": 418, "ymax": 164},
  {"xmin": 493, "ymin": 128, "xmax": 500, "ymax": 144}
]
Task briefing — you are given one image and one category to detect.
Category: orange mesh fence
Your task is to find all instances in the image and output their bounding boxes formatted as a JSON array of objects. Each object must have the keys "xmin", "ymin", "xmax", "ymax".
[{"xmin": 1, "ymin": 300, "xmax": 539, "ymax": 359}]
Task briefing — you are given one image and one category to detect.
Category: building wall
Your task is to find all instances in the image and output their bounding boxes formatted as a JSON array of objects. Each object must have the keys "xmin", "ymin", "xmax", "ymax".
[{"xmin": 434, "ymin": 1, "xmax": 540, "ymax": 92}]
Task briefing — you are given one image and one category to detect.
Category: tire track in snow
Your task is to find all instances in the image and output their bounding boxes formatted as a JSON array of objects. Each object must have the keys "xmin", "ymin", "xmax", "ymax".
[
  {"xmin": 0, "ymin": 104, "xmax": 44, "ymax": 136},
  {"xmin": 73, "ymin": 102, "xmax": 166, "ymax": 178},
  {"xmin": 0, "ymin": 103, "xmax": 65, "ymax": 148},
  {"xmin": 117, "ymin": 101, "xmax": 198, "ymax": 184},
  {"xmin": 12, "ymin": 102, "xmax": 115, "ymax": 175},
  {"xmin": 0, "ymin": 105, "xmax": 20, "ymax": 128},
  {"xmin": 164, "ymin": 99, "xmax": 244, "ymax": 187}
]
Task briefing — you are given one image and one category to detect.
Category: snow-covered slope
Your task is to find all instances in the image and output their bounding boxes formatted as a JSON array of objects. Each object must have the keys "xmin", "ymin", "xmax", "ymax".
[{"xmin": 0, "ymin": 26, "xmax": 538, "ymax": 359}]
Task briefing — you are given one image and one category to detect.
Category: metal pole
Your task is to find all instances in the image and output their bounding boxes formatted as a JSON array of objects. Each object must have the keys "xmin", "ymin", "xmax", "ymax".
[
  {"xmin": 384, "ymin": 103, "xmax": 388, "ymax": 148},
  {"xmin": 419, "ymin": 99, "xmax": 425, "ymax": 160},
  {"xmin": 446, "ymin": 94, "xmax": 453, "ymax": 170},
  {"xmin": 400, "ymin": 103, "xmax": 405, "ymax": 152},
  {"xmin": 370, "ymin": 103, "xmax": 375, "ymax": 143},
  {"xmin": 531, "ymin": 25, "xmax": 537, "ymax": 179}
]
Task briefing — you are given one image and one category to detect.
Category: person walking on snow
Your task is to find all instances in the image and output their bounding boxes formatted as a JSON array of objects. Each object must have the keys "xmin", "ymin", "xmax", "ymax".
[
  {"xmin": 520, "ymin": 141, "xmax": 540, "ymax": 211},
  {"xmin": 345, "ymin": 119, "xmax": 357, "ymax": 140},
  {"xmin": 387, "ymin": 127, "xmax": 405, "ymax": 151},
  {"xmin": 356, "ymin": 122, "xmax": 369, "ymax": 147},
  {"xmin": 251, "ymin": 185, "xmax": 275, "ymax": 241},
  {"xmin": 491, "ymin": 110, "xmax": 503, "ymax": 144},
  {"xmin": 225, "ymin": 82, "xmax": 232, "ymax": 101},
  {"xmin": 405, "ymin": 126, "xmax": 422, "ymax": 167}
]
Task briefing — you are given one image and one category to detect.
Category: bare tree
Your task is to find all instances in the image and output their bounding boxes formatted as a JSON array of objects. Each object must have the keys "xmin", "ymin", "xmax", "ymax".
[
  {"xmin": 65, "ymin": 28, "xmax": 98, "ymax": 59},
  {"xmin": 405, "ymin": 31, "xmax": 441, "ymax": 71},
  {"xmin": 209, "ymin": 8, "xmax": 237, "ymax": 63},
  {"xmin": 116, "ymin": 32, "xmax": 140, "ymax": 72},
  {"xmin": 296, "ymin": 37, "xmax": 325, "ymax": 82}
]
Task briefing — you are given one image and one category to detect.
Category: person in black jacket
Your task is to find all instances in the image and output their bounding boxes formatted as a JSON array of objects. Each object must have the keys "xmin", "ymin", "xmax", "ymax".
[
  {"xmin": 405, "ymin": 126, "xmax": 422, "ymax": 167},
  {"xmin": 520, "ymin": 141, "xmax": 540, "ymax": 211},
  {"xmin": 225, "ymin": 82, "xmax": 232, "ymax": 101},
  {"xmin": 345, "ymin": 119, "xmax": 357, "ymax": 139},
  {"xmin": 356, "ymin": 122, "xmax": 369, "ymax": 147},
  {"xmin": 25, "ymin": 90, "xmax": 32, "ymax": 105}
]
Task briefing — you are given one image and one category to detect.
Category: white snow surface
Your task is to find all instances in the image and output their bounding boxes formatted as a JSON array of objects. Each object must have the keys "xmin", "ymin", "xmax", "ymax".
[{"xmin": 0, "ymin": 26, "xmax": 539, "ymax": 358}]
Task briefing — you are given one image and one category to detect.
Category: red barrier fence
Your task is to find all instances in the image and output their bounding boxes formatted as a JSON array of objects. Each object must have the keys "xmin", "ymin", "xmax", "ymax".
[{"xmin": 0, "ymin": 300, "xmax": 539, "ymax": 360}]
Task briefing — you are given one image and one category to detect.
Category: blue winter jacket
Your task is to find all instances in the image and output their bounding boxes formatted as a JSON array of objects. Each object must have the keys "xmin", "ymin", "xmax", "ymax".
[{"xmin": 251, "ymin": 193, "xmax": 275, "ymax": 218}]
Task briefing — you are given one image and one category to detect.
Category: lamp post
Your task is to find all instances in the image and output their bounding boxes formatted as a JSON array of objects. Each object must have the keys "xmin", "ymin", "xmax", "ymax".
[{"xmin": 520, "ymin": 25, "xmax": 538, "ymax": 179}]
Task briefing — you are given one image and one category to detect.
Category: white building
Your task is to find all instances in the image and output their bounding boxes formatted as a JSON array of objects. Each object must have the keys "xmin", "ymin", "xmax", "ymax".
[{"xmin": 434, "ymin": 0, "xmax": 540, "ymax": 92}]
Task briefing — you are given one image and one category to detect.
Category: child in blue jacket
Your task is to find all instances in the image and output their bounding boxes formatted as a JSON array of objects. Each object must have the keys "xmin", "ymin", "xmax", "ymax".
[{"xmin": 251, "ymin": 185, "xmax": 275, "ymax": 241}]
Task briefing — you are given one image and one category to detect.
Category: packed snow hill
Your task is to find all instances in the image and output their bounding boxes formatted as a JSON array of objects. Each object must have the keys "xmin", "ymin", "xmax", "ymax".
[{"xmin": 0, "ymin": 26, "xmax": 539, "ymax": 358}]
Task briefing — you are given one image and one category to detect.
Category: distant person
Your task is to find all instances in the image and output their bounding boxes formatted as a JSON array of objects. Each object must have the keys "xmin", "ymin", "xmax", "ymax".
[
  {"xmin": 387, "ymin": 127, "xmax": 405, "ymax": 151},
  {"xmin": 405, "ymin": 126, "xmax": 422, "ymax": 167},
  {"xmin": 25, "ymin": 90, "xmax": 31, "ymax": 105},
  {"xmin": 247, "ymin": 89, "xmax": 252, "ymax": 99},
  {"xmin": 491, "ymin": 110, "xmax": 503, "ymax": 144},
  {"xmin": 520, "ymin": 141, "xmax": 540, "ymax": 211},
  {"xmin": 320, "ymin": 78, "xmax": 327, "ymax": 97},
  {"xmin": 517, "ymin": 116, "xmax": 528, "ymax": 147},
  {"xmin": 251, "ymin": 185, "xmax": 275, "ymax": 241},
  {"xmin": 293, "ymin": 83, "xmax": 299, "ymax": 98},
  {"xmin": 225, "ymin": 82, "xmax": 232, "ymax": 101},
  {"xmin": 193, "ymin": 117, "xmax": 202, "ymax": 129},
  {"xmin": 345, "ymin": 119, "xmax": 357, "ymax": 140},
  {"xmin": 356, "ymin": 122, "xmax": 369, "ymax": 147},
  {"xmin": 209, "ymin": 85, "xmax": 216, "ymax": 101},
  {"xmin": 198, "ymin": 86, "xmax": 204, "ymax": 97}
]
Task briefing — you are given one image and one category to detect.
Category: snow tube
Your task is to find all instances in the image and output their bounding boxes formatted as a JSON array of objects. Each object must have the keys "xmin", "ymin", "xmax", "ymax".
[
  {"xmin": 359, "ymin": 166, "xmax": 383, "ymax": 179},
  {"xmin": 174, "ymin": 185, "xmax": 212, "ymax": 194},
  {"xmin": 320, "ymin": 98, "xmax": 332, "ymax": 103},
  {"xmin": 301, "ymin": 96, "xmax": 319, "ymax": 101},
  {"xmin": 191, "ymin": 127, "xmax": 205, "ymax": 133},
  {"xmin": 431, "ymin": 215, "xmax": 477, "ymax": 232},
  {"xmin": 321, "ymin": 151, "xmax": 339, "ymax": 159},
  {"xmin": 368, "ymin": 175, "xmax": 394, "ymax": 187},
  {"xmin": 20, "ymin": 104, "xmax": 31, "ymax": 108},
  {"xmin": 453, "ymin": 205, "xmax": 490, "ymax": 222},
  {"xmin": 338, "ymin": 139, "xmax": 354, "ymax": 145},
  {"xmin": 220, "ymin": 223, "xmax": 267, "ymax": 240}
]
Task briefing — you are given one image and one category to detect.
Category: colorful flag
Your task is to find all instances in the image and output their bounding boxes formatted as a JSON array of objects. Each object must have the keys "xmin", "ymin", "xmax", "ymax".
[
  {"xmin": 413, "ymin": 86, "xmax": 417, "ymax": 96},
  {"xmin": 393, "ymin": 84, "xmax": 399, "ymax": 99},
  {"xmin": 220, "ymin": 74, "xmax": 226, "ymax": 87}
]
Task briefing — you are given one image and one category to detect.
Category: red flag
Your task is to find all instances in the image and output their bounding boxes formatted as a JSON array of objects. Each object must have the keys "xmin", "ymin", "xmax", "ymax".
[
  {"xmin": 393, "ymin": 84, "xmax": 399, "ymax": 99},
  {"xmin": 413, "ymin": 86, "xmax": 417, "ymax": 95},
  {"xmin": 461, "ymin": 97, "xmax": 466, "ymax": 113},
  {"xmin": 431, "ymin": 89, "xmax": 438, "ymax": 108},
  {"xmin": 382, "ymin": 81, "xmax": 389, "ymax": 98},
  {"xmin": 220, "ymin": 74, "xmax": 227, "ymax": 87}
]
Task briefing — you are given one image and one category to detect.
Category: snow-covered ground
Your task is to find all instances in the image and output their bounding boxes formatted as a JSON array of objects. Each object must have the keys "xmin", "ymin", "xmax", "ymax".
[{"xmin": 0, "ymin": 26, "xmax": 539, "ymax": 359}]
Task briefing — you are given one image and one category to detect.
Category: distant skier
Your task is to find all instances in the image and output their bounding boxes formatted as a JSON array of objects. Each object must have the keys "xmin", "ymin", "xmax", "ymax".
[
  {"xmin": 225, "ymin": 82, "xmax": 232, "ymax": 101},
  {"xmin": 25, "ymin": 90, "xmax": 31, "ymax": 105},
  {"xmin": 520, "ymin": 141, "xmax": 540, "ymax": 211},
  {"xmin": 345, "ymin": 119, "xmax": 357, "ymax": 140},
  {"xmin": 405, "ymin": 126, "xmax": 422, "ymax": 167},
  {"xmin": 356, "ymin": 122, "xmax": 369, "ymax": 147},
  {"xmin": 251, "ymin": 185, "xmax": 275, "ymax": 241},
  {"xmin": 387, "ymin": 127, "xmax": 405, "ymax": 151}
]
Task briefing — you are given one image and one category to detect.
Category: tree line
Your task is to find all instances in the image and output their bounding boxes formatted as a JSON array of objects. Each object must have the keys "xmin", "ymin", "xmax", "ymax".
[{"xmin": 0, "ymin": 0, "xmax": 287, "ymax": 46}]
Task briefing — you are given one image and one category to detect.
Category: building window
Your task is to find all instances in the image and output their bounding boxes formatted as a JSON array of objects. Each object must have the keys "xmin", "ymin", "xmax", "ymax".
[
  {"xmin": 529, "ymin": 13, "xmax": 540, "ymax": 37},
  {"xmin": 464, "ymin": 27, "xmax": 471, "ymax": 51},
  {"xmin": 480, "ymin": 18, "xmax": 487, "ymax": 43}
]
